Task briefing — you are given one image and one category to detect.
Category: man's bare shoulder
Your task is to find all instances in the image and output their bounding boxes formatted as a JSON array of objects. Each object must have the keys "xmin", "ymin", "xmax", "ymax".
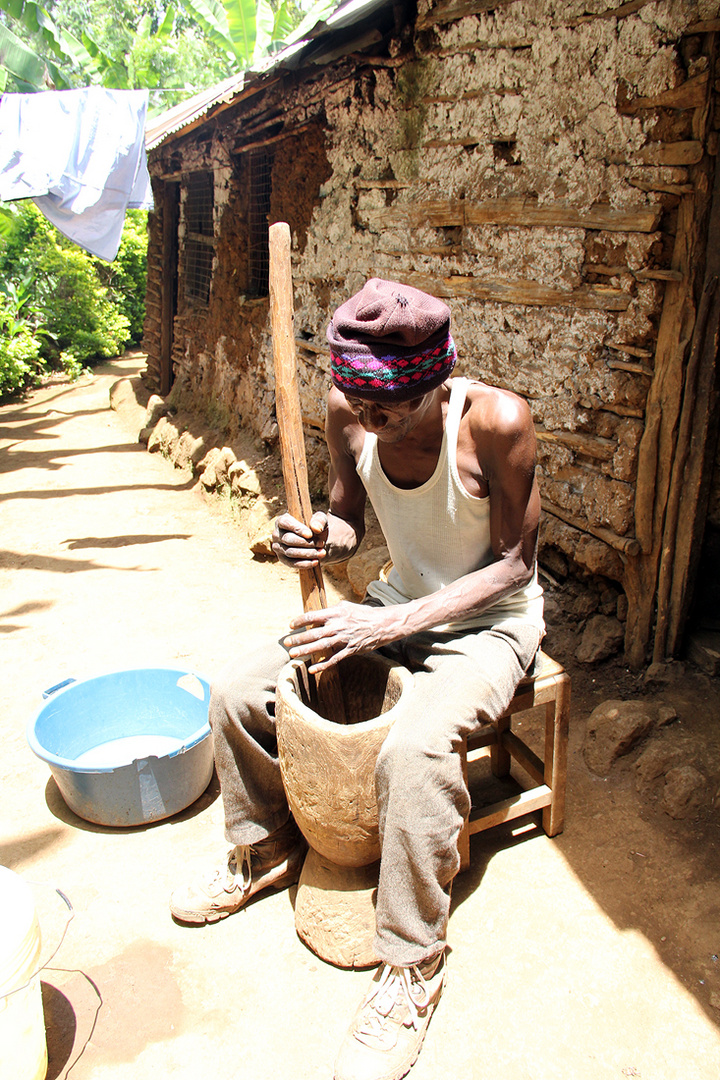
[
  {"xmin": 326, "ymin": 385, "xmax": 365, "ymax": 458},
  {"xmin": 463, "ymin": 379, "xmax": 533, "ymax": 440}
]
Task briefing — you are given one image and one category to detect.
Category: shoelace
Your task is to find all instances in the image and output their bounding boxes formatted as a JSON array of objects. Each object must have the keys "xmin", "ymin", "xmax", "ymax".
[
  {"xmin": 228, "ymin": 846, "xmax": 253, "ymax": 895},
  {"xmin": 203, "ymin": 847, "xmax": 253, "ymax": 896},
  {"xmin": 360, "ymin": 964, "xmax": 431, "ymax": 1036}
]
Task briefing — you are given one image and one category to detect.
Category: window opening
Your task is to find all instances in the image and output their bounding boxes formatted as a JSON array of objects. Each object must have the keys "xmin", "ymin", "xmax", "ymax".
[
  {"xmin": 248, "ymin": 150, "xmax": 273, "ymax": 297},
  {"xmin": 185, "ymin": 171, "xmax": 215, "ymax": 305}
]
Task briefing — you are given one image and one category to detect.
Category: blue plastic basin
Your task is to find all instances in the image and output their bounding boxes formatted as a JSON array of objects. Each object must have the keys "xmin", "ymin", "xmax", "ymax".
[{"xmin": 27, "ymin": 668, "xmax": 214, "ymax": 827}]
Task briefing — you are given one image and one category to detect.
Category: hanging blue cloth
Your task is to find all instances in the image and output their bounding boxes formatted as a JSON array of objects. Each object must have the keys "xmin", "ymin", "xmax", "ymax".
[{"xmin": 0, "ymin": 87, "xmax": 154, "ymax": 261}]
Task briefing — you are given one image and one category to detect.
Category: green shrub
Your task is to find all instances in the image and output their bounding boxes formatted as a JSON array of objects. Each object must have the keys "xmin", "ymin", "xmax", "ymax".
[
  {"xmin": 0, "ymin": 203, "xmax": 148, "ymax": 401},
  {"xmin": 32, "ymin": 235, "xmax": 131, "ymax": 363},
  {"xmin": 58, "ymin": 350, "xmax": 86, "ymax": 381},
  {"xmin": 0, "ymin": 202, "xmax": 42, "ymax": 283},
  {"xmin": 99, "ymin": 210, "xmax": 149, "ymax": 342},
  {"xmin": 0, "ymin": 315, "xmax": 46, "ymax": 397}
]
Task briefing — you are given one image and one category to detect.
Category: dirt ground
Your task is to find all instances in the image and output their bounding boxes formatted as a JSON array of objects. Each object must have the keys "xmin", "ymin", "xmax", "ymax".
[{"xmin": 2, "ymin": 353, "xmax": 720, "ymax": 1080}]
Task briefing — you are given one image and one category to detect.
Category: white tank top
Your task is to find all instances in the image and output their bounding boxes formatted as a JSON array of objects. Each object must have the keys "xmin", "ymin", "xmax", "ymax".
[{"xmin": 357, "ymin": 377, "xmax": 545, "ymax": 633}]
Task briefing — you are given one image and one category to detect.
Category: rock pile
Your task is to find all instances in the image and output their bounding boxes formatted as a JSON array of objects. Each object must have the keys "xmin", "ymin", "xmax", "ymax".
[{"xmin": 582, "ymin": 697, "xmax": 712, "ymax": 820}]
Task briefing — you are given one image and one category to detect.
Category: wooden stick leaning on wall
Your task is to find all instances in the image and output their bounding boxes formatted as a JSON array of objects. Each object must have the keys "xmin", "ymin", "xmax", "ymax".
[
  {"xmin": 269, "ymin": 221, "xmax": 347, "ymax": 723},
  {"xmin": 656, "ymin": 148, "xmax": 720, "ymax": 660}
]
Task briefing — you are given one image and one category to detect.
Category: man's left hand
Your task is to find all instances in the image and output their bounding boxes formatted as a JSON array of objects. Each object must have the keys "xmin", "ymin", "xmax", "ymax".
[{"xmin": 284, "ymin": 602, "xmax": 399, "ymax": 672}]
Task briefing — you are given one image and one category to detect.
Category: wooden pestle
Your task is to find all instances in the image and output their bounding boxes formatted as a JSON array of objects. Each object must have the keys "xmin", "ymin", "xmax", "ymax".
[{"xmin": 269, "ymin": 222, "xmax": 347, "ymax": 722}]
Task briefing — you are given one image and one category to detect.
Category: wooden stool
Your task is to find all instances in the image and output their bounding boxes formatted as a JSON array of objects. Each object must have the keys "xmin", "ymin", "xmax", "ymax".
[{"xmin": 457, "ymin": 650, "xmax": 570, "ymax": 871}]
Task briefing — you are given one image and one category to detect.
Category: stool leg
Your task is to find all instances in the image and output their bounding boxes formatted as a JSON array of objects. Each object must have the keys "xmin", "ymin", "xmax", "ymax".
[
  {"xmin": 458, "ymin": 737, "xmax": 470, "ymax": 872},
  {"xmin": 541, "ymin": 673, "xmax": 571, "ymax": 836},
  {"xmin": 490, "ymin": 715, "xmax": 511, "ymax": 778}
]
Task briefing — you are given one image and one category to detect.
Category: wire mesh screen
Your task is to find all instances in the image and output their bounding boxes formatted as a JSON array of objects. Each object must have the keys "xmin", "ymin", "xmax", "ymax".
[
  {"xmin": 184, "ymin": 171, "xmax": 215, "ymax": 304},
  {"xmin": 186, "ymin": 172, "xmax": 214, "ymax": 236},
  {"xmin": 248, "ymin": 150, "xmax": 273, "ymax": 297},
  {"xmin": 185, "ymin": 241, "xmax": 214, "ymax": 305}
]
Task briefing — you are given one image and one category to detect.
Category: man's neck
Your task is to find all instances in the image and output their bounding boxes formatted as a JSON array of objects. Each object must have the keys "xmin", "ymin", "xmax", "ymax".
[{"xmin": 376, "ymin": 383, "xmax": 451, "ymax": 488}]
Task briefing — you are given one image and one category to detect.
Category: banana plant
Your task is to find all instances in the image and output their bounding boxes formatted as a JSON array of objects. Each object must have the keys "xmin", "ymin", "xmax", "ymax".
[
  {"xmin": 0, "ymin": 0, "xmax": 180, "ymax": 92},
  {"xmin": 0, "ymin": 20, "xmax": 46, "ymax": 89},
  {"xmin": 0, "ymin": 0, "xmax": 97, "ymax": 89},
  {"xmin": 177, "ymin": 0, "xmax": 339, "ymax": 71}
]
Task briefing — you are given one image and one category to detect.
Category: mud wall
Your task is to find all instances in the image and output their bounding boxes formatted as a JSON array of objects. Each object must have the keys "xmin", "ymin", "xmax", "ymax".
[{"xmin": 144, "ymin": 0, "xmax": 720, "ymax": 661}]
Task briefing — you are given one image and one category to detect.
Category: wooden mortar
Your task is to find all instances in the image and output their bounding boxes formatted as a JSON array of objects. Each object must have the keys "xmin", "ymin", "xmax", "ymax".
[{"xmin": 276, "ymin": 653, "xmax": 413, "ymax": 867}]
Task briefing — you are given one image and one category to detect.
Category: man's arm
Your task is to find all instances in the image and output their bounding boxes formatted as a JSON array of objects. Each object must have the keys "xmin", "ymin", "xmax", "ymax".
[
  {"xmin": 324, "ymin": 387, "xmax": 368, "ymax": 560},
  {"xmin": 271, "ymin": 388, "xmax": 367, "ymax": 567}
]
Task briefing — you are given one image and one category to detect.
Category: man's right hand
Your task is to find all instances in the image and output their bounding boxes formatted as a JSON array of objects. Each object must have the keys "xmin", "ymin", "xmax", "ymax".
[{"xmin": 271, "ymin": 512, "xmax": 329, "ymax": 568}]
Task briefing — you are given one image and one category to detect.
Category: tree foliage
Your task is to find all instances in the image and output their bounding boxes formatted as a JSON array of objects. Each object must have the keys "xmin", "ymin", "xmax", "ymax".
[
  {"xmin": 176, "ymin": 0, "xmax": 338, "ymax": 71},
  {"xmin": 0, "ymin": 0, "xmax": 233, "ymax": 106},
  {"xmin": 0, "ymin": 0, "xmax": 340, "ymax": 106}
]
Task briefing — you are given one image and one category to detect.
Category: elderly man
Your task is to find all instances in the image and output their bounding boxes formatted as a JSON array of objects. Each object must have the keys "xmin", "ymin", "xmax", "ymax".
[{"xmin": 171, "ymin": 279, "xmax": 544, "ymax": 1080}]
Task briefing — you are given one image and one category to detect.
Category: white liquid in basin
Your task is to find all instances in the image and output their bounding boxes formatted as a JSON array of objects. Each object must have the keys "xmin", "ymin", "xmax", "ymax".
[{"xmin": 73, "ymin": 734, "xmax": 185, "ymax": 767}]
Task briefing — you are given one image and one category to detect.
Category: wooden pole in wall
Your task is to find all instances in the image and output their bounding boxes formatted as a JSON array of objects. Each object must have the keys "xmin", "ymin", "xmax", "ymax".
[
  {"xmin": 658, "ymin": 150, "xmax": 720, "ymax": 659},
  {"xmin": 269, "ymin": 221, "xmax": 347, "ymax": 722}
]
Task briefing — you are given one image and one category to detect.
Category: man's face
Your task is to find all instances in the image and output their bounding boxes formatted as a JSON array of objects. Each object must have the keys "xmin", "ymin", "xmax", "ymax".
[{"xmin": 342, "ymin": 392, "xmax": 430, "ymax": 443}]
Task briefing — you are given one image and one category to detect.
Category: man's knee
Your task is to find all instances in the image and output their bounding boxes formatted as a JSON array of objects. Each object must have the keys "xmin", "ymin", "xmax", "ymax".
[
  {"xmin": 208, "ymin": 639, "xmax": 284, "ymax": 734},
  {"xmin": 209, "ymin": 653, "xmax": 276, "ymax": 737},
  {"xmin": 375, "ymin": 724, "xmax": 460, "ymax": 800}
]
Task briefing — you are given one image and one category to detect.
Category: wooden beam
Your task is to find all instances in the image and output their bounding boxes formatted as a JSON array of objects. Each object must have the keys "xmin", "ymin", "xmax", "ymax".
[
  {"xmin": 403, "ymin": 272, "xmax": 630, "ymax": 311},
  {"xmin": 418, "ymin": 38, "xmax": 533, "ymax": 59},
  {"xmin": 634, "ymin": 195, "xmax": 698, "ymax": 556},
  {"xmin": 353, "ymin": 179, "xmax": 413, "ymax": 189},
  {"xmin": 629, "ymin": 178, "xmax": 695, "ymax": 195},
  {"xmin": 686, "ymin": 19, "xmax": 720, "ymax": 32},
  {"xmin": 295, "ymin": 339, "xmax": 331, "ymax": 356},
  {"xmin": 233, "ymin": 121, "xmax": 316, "ymax": 155},
  {"xmin": 416, "ymin": 0, "xmax": 514, "ymax": 31},
  {"xmin": 383, "ymin": 198, "xmax": 466, "ymax": 228},
  {"xmin": 359, "ymin": 197, "xmax": 662, "ymax": 233},
  {"xmin": 583, "ymin": 263, "xmax": 629, "ymax": 276},
  {"xmin": 654, "ymin": 275, "xmax": 720, "ymax": 661},
  {"xmin": 535, "ymin": 428, "xmax": 616, "ymax": 462},
  {"xmin": 634, "ymin": 268, "xmax": 684, "ymax": 282},
  {"xmin": 620, "ymin": 72, "xmax": 709, "ymax": 114},
  {"xmin": 541, "ymin": 498, "xmax": 640, "ymax": 556},
  {"xmin": 607, "ymin": 341, "xmax": 653, "ymax": 359},
  {"xmin": 466, "ymin": 786, "xmax": 552, "ymax": 832},
  {"xmin": 567, "ymin": 0, "xmax": 655, "ymax": 25},
  {"xmin": 636, "ymin": 141, "xmax": 704, "ymax": 166},
  {"xmin": 578, "ymin": 395, "xmax": 645, "ymax": 418},
  {"xmin": 465, "ymin": 198, "xmax": 661, "ymax": 232},
  {"xmin": 607, "ymin": 358, "xmax": 653, "ymax": 376},
  {"xmin": 377, "ymin": 244, "xmax": 464, "ymax": 257}
]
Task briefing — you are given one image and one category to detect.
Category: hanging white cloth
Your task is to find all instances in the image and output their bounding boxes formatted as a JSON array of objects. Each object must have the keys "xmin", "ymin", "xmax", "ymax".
[{"xmin": 0, "ymin": 87, "xmax": 154, "ymax": 261}]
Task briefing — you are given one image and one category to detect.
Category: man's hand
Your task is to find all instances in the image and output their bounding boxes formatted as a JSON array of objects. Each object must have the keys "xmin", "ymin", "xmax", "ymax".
[
  {"xmin": 283, "ymin": 601, "xmax": 400, "ymax": 673},
  {"xmin": 272, "ymin": 511, "xmax": 328, "ymax": 568}
]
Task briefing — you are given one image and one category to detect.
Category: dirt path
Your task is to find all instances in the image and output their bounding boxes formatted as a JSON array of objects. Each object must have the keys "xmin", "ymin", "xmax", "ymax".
[{"xmin": 1, "ymin": 356, "xmax": 719, "ymax": 1080}]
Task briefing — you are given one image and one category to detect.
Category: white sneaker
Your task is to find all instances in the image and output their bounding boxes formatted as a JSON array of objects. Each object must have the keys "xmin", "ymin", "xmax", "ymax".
[{"xmin": 334, "ymin": 952, "xmax": 445, "ymax": 1080}]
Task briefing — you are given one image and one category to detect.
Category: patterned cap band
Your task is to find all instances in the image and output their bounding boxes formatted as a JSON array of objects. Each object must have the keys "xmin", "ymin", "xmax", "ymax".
[
  {"xmin": 327, "ymin": 278, "xmax": 456, "ymax": 402},
  {"xmin": 330, "ymin": 332, "xmax": 457, "ymax": 401}
]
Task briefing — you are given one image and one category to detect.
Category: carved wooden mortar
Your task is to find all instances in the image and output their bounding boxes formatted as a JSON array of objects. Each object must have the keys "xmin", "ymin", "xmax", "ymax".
[
  {"xmin": 276, "ymin": 653, "xmax": 413, "ymax": 967},
  {"xmin": 276, "ymin": 653, "xmax": 413, "ymax": 867}
]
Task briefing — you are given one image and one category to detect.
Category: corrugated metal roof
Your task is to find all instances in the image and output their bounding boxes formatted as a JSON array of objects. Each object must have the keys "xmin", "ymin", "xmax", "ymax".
[
  {"xmin": 144, "ymin": 0, "xmax": 394, "ymax": 151},
  {"xmin": 145, "ymin": 71, "xmax": 248, "ymax": 151}
]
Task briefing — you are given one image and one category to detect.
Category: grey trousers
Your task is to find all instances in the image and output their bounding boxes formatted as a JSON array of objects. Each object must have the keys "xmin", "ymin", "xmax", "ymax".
[{"xmin": 210, "ymin": 620, "xmax": 542, "ymax": 968}]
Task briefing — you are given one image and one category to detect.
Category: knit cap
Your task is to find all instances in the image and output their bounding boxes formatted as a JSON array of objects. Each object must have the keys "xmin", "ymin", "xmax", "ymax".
[{"xmin": 327, "ymin": 278, "xmax": 456, "ymax": 401}]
